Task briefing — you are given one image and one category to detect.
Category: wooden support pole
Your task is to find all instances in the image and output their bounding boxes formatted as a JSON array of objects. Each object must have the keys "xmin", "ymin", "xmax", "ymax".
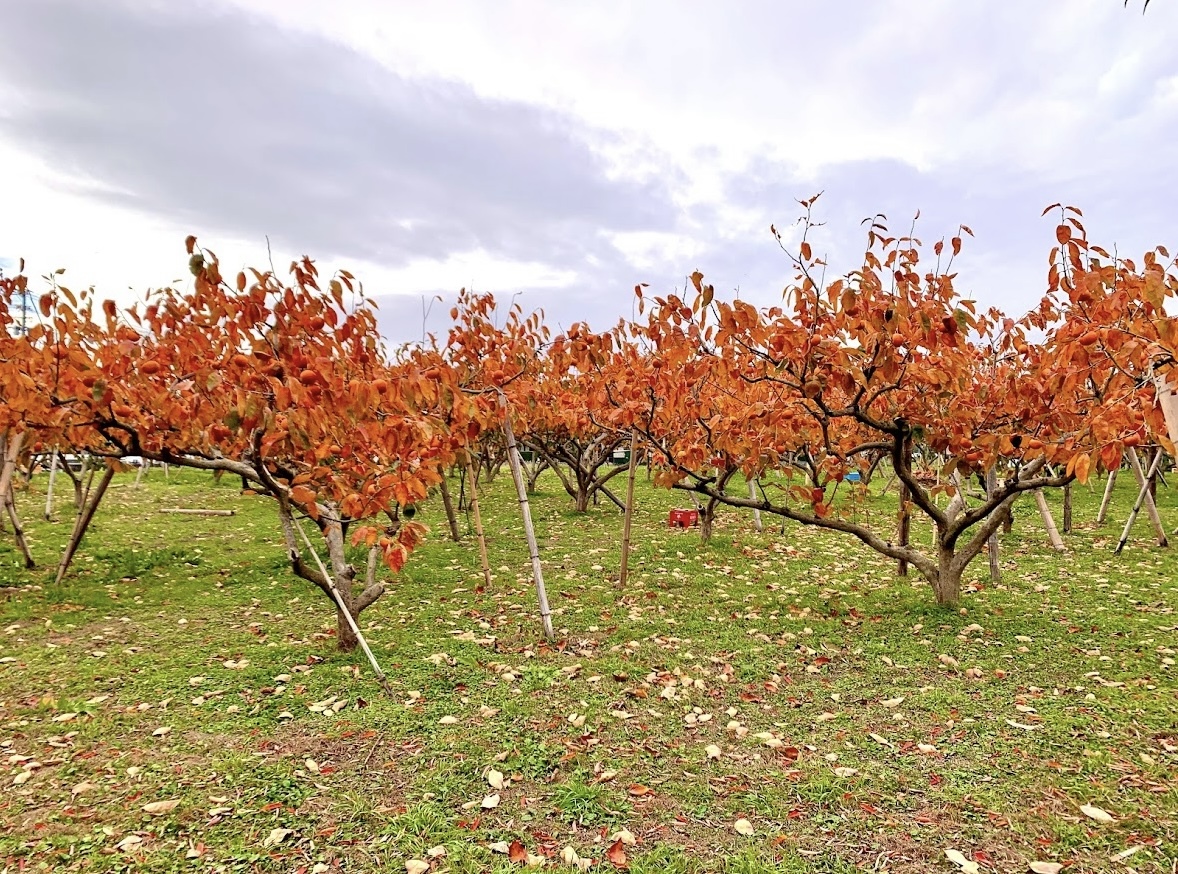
[
  {"xmin": 1127, "ymin": 447, "xmax": 1168, "ymax": 547},
  {"xmin": 44, "ymin": 449, "xmax": 58, "ymax": 520},
  {"xmin": 1117, "ymin": 448, "xmax": 1168, "ymax": 554},
  {"xmin": 158, "ymin": 508, "xmax": 236, "ymax": 516},
  {"xmin": 748, "ymin": 475, "xmax": 763, "ymax": 533},
  {"xmin": 501, "ymin": 398, "xmax": 554, "ymax": 641},
  {"xmin": 985, "ymin": 468, "xmax": 1001, "ymax": 583},
  {"xmin": 1097, "ymin": 468, "xmax": 1118, "ymax": 526},
  {"xmin": 55, "ymin": 464, "xmax": 115, "ymax": 585},
  {"xmin": 465, "ymin": 456, "xmax": 492, "ymax": 588},
  {"xmin": 1062, "ymin": 481, "xmax": 1073, "ymax": 534},
  {"xmin": 1034, "ymin": 489, "xmax": 1066, "ymax": 551},
  {"xmin": 619, "ymin": 431, "xmax": 640, "ymax": 588}
]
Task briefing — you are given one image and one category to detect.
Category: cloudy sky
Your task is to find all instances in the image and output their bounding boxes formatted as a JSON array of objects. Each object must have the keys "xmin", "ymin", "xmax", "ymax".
[{"xmin": 0, "ymin": 0, "xmax": 1174, "ymax": 344}]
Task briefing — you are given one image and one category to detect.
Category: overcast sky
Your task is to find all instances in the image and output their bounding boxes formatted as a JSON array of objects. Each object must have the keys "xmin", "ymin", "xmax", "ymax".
[{"xmin": 1, "ymin": 0, "xmax": 1174, "ymax": 344}]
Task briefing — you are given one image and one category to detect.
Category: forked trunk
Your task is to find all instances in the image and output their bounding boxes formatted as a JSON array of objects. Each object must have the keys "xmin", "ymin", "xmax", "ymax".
[
  {"xmin": 699, "ymin": 502, "xmax": 717, "ymax": 543},
  {"xmin": 336, "ymin": 606, "xmax": 360, "ymax": 652},
  {"xmin": 931, "ymin": 546, "xmax": 963, "ymax": 606}
]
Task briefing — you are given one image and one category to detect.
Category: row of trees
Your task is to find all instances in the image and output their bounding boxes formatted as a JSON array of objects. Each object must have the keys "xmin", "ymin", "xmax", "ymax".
[{"xmin": 3, "ymin": 202, "xmax": 1176, "ymax": 655}]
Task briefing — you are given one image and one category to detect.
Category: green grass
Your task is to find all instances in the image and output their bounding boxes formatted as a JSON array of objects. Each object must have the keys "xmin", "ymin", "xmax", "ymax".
[{"xmin": 0, "ymin": 465, "xmax": 1175, "ymax": 873}]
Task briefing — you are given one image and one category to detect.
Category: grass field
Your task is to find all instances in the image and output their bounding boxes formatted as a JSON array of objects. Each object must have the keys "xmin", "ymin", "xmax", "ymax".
[{"xmin": 0, "ymin": 465, "xmax": 1175, "ymax": 873}]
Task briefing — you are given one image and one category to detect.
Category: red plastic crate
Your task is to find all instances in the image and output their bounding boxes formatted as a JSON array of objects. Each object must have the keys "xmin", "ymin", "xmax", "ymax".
[{"xmin": 668, "ymin": 509, "xmax": 699, "ymax": 528}]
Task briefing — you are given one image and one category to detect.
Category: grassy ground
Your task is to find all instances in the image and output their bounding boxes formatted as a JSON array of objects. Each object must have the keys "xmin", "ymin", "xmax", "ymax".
[{"xmin": 0, "ymin": 464, "xmax": 1175, "ymax": 873}]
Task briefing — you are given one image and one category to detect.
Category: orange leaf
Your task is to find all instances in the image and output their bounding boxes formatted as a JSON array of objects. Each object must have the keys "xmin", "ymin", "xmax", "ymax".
[
  {"xmin": 508, "ymin": 839, "xmax": 527, "ymax": 863},
  {"xmin": 605, "ymin": 839, "xmax": 628, "ymax": 869}
]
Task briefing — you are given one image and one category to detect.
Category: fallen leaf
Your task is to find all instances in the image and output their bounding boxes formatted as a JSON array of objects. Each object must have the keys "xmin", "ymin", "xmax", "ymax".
[
  {"xmin": 833, "ymin": 767, "xmax": 859, "ymax": 778},
  {"xmin": 262, "ymin": 827, "xmax": 293, "ymax": 848},
  {"xmin": 605, "ymin": 838, "xmax": 628, "ymax": 869},
  {"xmin": 115, "ymin": 835, "xmax": 143, "ymax": 852},
  {"xmin": 71, "ymin": 781, "xmax": 99, "ymax": 796},
  {"xmin": 1029, "ymin": 863, "xmax": 1064, "ymax": 874},
  {"xmin": 488, "ymin": 841, "xmax": 511, "ymax": 854},
  {"xmin": 152, "ymin": 726, "xmax": 172, "ymax": 737},
  {"xmin": 1111, "ymin": 846, "xmax": 1141, "ymax": 862},
  {"xmin": 945, "ymin": 848, "xmax": 981, "ymax": 874},
  {"xmin": 426, "ymin": 845, "xmax": 447, "ymax": 858},
  {"xmin": 487, "ymin": 769, "xmax": 505, "ymax": 790},
  {"xmin": 705, "ymin": 744, "xmax": 722, "ymax": 760},
  {"xmin": 611, "ymin": 828, "xmax": 637, "ymax": 846},
  {"xmin": 939, "ymin": 654, "xmax": 960, "ymax": 670},
  {"xmin": 141, "ymin": 799, "xmax": 180, "ymax": 815},
  {"xmin": 733, "ymin": 818, "xmax": 755, "ymax": 836},
  {"xmin": 508, "ymin": 839, "xmax": 527, "ymax": 863},
  {"xmin": 405, "ymin": 861, "xmax": 429, "ymax": 874},
  {"xmin": 438, "ymin": 715, "xmax": 458, "ymax": 725},
  {"xmin": 1080, "ymin": 803, "xmax": 1115, "ymax": 823},
  {"xmin": 481, "ymin": 793, "xmax": 500, "ymax": 809}
]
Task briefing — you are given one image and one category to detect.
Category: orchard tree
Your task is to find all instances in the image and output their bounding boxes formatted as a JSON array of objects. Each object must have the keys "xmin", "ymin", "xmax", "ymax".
[
  {"xmin": 26, "ymin": 239, "xmax": 484, "ymax": 650},
  {"xmin": 574, "ymin": 199, "xmax": 1165, "ymax": 605}
]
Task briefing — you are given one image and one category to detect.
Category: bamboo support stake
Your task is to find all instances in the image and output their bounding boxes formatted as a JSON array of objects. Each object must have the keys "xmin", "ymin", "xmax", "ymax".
[
  {"xmin": 158, "ymin": 508, "xmax": 236, "ymax": 516},
  {"xmin": 1127, "ymin": 447, "xmax": 1168, "ymax": 546},
  {"xmin": 748, "ymin": 476, "xmax": 763, "ymax": 533},
  {"xmin": 55, "ymin": 464, "xmax": 115, "ymax": 585},
  {"xmin": 985, "ymin": 468, "xmax": 1001, "ymax": 582},
  {"xmin": 291, "ymin": 514, "xmax": 393, "ymax": 695},
  {"xmin": 619, "ymin": 431, "xmax": 639, "ymax": 587},
  {"xmin": 44, "ymin": 449, "xmax": 58, "ymax": 520},
  {"xmin": 465, "ymin": 456, "xmax": 492, "ymax": 587},
  {"xmin": 1096, "ymin": 468, "xmax": 1118, "ymax": 525},
  {"xmin": 1116, "ymin": 448, "xmax": 1167, "ymax": 554},
  {"xmin": 501, "ymin": 397, "xmax": 554, "ymax": 641},
  {"xmin": 1033, "ymin": 489, "xmax": 1066, "ymax": 551}
]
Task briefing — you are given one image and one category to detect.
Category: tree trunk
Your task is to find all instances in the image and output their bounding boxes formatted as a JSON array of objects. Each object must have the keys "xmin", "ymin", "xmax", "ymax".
[
  {"xmin": 574, "ymin": 488, "xmax": 590, "ymax": 513},
  {"xmin": 438, "ymin": 472, "xmax": 461, "ymax": 542},
  {"xmin": 1062, "ymin": 481, "xmax": 1073, "ymax": 534},
  {"xmin": 0, "ymin": 431, "xmax": 25, "ymax": 512},
  {"xmin": 897, "ymin": 439, "xmax": 912, "ymax": 576},
  {"xmin": 699, "ymin": 510, "xmax": 715, "ymax": 543},
  {"xmin": 276, "ymin": 501, "xmax": 385, "ymax": 653},
  {"xmin": 931, "ymin": 548, "xmax": 963, "ymax": 606},
  {"xmin": 3, "ymin": 485, "xmax": 35, "ymax": 569}
]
